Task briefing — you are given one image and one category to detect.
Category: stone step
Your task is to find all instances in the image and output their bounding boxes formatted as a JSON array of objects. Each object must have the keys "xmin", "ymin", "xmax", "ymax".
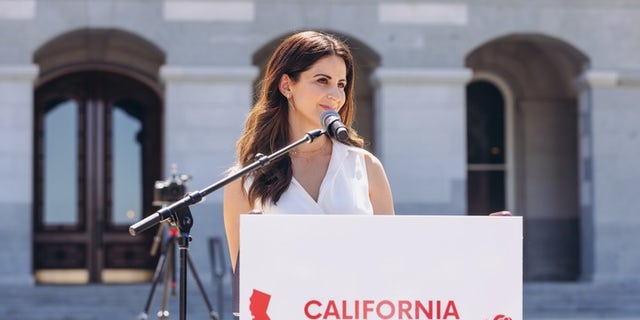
[
  {"xmin": 524, "ymin": 282, "xmax": 640, "ymax": 316},
  {"xmin": 0, "ymin": 284, "xmax": 235, "ymax": 320}
]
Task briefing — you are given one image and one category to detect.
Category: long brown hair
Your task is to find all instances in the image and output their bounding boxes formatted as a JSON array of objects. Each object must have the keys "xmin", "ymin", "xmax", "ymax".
[{"xmin": 236, "ymin": 30, "xmax": 364, "ymax": 206}]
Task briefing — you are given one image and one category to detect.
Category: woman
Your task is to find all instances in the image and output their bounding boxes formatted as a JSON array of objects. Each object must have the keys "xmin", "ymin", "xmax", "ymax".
[{"xmin": 223, "ymin": 30, "xmax": 394, "ymax": 271}]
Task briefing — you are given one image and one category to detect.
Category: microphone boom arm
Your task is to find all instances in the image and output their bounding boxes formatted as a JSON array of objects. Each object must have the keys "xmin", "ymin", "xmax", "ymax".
[{"xmin": 129, "ymin": 129, "xmax": 326, "ymax": 236}]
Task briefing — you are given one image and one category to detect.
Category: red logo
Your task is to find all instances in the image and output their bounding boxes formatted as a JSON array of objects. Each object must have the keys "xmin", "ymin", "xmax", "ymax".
[
  {"xmin": 494, "ymin": 314, "xmax": 512, "ymax": 320},
  {"xmin": 249, "ymin": 289, "xmax": 272, "ymax": 320}
]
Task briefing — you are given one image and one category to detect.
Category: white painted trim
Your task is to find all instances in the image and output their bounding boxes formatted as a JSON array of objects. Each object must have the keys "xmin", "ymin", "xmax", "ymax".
[
  {"xmin": 580, "ymin": 70, "xmax": 619, "ymax": 88},
  {"xmin": 160, "ymin": 66, "xmax": 258, "ymax": 82},
  {"xmin": 0, "ymin": 65, "xmax": 39, "ymax": 81},
  {"xmin": 470, "ymin": 71, "xmax": 517, "ymax": 213},
  {"xmin": 576, "ymin": 70, "xmax": 640, "ymax": 88},
  {"xmin": 371, "ymin": 68, "xmax": 472, "ymax": 85}
]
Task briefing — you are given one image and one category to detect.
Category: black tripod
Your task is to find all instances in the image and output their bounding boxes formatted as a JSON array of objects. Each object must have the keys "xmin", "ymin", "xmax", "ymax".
[
  {"xmin": 138, "ymin": 220, "xmax": 218, "ymax": 320},
  {"xmin": 130, "ymin": 129, "xmax": 327, "ymax": 320},
  {"xmin": 138, "ymin": 221, "xmax": 176, "ymax": 319}
]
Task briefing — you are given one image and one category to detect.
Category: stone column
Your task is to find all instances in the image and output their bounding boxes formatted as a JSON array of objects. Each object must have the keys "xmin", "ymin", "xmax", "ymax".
[
  {"xmin": 371, "ymin": 68, "xmax": 471, "ymax": 214},
  {"xmin": 0, "ymin": 65, "xmax": 38, "ymax": 284},
  {"xmin": 159, "ymin": 65, "xmax": 258, "ymax": 279},
  {"xmin": 579, "ymin": 70, "xmax": 640, "ymax": 283}
]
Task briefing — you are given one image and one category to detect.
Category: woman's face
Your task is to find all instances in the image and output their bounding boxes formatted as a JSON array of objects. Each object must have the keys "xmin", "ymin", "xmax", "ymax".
[{"xmin": 281, "ymin": 55, "xmax": 347, "ymax": 133}]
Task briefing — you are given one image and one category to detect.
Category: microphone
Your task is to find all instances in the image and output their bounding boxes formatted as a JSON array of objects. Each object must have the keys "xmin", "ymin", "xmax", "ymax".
[{"xmin": 321, "ymin": 110, "xmax": 349, "ymax": 142}]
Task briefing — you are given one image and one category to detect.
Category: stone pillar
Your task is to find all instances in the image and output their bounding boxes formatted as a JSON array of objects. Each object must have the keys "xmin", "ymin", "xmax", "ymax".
[
  {"xmin": 159, "ymin": 65, "xmax": 258, "ymax": 279},
  {"xmin": 371, "ymin": 68, "xmax": 471, "ymax": 214},
  {"xmin": 0, "ymin": 65, "xmax": 38, "ymax": 284},
  {"xmin": 580, "ymin": 70, "xmax": 640, "ymax": 283}
]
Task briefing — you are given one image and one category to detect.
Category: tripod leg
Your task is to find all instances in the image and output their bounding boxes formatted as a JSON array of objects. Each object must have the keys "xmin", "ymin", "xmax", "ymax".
[
  {"xmin": 156, "ymin": 270, "xmax": 171, "ymax": 319},
  {"xmin": 187, "ymin": 252, "xmax": 219, "ymax": 320},
  {"xmin": 137, "ymin": 251, "xmax": 169, "ymax": 320},
  {"xmin": 157, "ymin": 241, "xmax": 174, "ymax": 319},
  {"xmin": 170, "ymin": 241, "xmax": 177, "ymax": 296}
]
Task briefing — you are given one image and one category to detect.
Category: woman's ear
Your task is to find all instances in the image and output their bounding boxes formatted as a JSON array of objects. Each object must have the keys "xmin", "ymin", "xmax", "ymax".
[{"xmin": 279, "ymin": 74, "xmax": 292, "ymax": 99}]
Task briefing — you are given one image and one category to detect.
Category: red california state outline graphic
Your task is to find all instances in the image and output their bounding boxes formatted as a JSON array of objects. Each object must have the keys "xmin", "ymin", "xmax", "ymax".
[{"xmin": 249, "ymin": 289, "xmax": 272, "ymax": 320}]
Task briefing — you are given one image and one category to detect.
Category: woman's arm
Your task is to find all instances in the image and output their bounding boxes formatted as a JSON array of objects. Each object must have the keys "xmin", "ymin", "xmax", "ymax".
[
  {"xmin": 365, "ymin": 153, "xmax": 395, "ymax": 215},
  {"xmin": 223, "ymin": 178, "xmax": 253, "ymax": 271}
]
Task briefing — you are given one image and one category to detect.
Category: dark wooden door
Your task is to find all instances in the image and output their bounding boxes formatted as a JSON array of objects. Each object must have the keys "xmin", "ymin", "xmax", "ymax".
[{"xmin": 34, "ymin": 71, "xmax": 163, "ymax": 283}]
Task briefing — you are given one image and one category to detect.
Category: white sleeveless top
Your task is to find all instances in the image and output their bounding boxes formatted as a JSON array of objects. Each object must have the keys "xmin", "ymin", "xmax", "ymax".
[{"xmin": 250, "ymin": 141, "xmax": 373, "ymax": 215}]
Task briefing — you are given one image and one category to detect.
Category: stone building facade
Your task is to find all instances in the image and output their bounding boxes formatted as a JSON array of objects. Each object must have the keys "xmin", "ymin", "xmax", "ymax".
[{"xmin": 1, "ymin": 0, "xmax": 639, "ymax": 317}]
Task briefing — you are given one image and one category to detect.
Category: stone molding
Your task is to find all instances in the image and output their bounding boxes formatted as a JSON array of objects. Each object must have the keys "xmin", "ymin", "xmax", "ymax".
[
  {"xmin": 578, "ymin": 70, "xmax": 640, "ymax": 88},
  {"xmin": 0, "ymin": 65, "xmax": 39, "ymax": 81},
  {"xmin": 371, "ymin": 68, "xmax": 472, "ymax": 86},
  {"xmin": 160, "ymin": 66, "xmax": 258, "ymax": 83}
]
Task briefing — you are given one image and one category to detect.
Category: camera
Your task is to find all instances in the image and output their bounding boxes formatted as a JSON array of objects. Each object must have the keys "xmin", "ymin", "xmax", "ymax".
[{"xmin": 153, "ymin": 165, "xmax": 191, "ymax": 206}]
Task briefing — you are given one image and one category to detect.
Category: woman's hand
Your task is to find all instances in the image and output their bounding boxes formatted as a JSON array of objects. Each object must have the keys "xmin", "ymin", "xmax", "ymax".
[{"xmin": 489, "ymin": 211, "xmax": 512, "ymax": 216}]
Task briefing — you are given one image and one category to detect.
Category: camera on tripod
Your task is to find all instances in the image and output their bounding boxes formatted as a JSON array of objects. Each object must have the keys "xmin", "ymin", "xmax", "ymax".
[{"xmin": 153, "ymin": 165, "xmax": 191, "ymax": 206}]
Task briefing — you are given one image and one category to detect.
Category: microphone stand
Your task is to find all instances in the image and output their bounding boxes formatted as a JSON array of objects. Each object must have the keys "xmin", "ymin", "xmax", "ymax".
[{"xmin": 129, "ymin": 128, "xmax": 326, "ymax": 320}]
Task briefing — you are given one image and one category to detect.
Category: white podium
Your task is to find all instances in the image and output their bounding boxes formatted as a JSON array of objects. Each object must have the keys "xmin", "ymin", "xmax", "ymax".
[{"xmin": 239, "ymin": 214, "xmax": 522, "ymax": 320}]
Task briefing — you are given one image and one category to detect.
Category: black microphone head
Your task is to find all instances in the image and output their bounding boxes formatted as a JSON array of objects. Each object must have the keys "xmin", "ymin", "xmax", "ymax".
[
  {"xmin": 321, "ymin": 109, "xmax": 339, "ymax": 126},
  {"xmin": 333, "ymin": 126, "xmax": 349, "ymax": 142},
  {"xmin": 321, "ymin": 110, "xmax": 349, "ymax": 142}
]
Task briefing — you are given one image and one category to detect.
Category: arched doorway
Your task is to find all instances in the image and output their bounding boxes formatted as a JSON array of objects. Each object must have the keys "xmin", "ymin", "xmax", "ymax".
[
  {"xmin": 251, "ymin": 31, "xmax": 381, "ymax": 151},
  {"xmin": 33, "ymin": 29, "xmax": 165, "ymax": 283},
  {"xmin": 466, "ymin": 33, "xmax": 589, "ymax": 281}
]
